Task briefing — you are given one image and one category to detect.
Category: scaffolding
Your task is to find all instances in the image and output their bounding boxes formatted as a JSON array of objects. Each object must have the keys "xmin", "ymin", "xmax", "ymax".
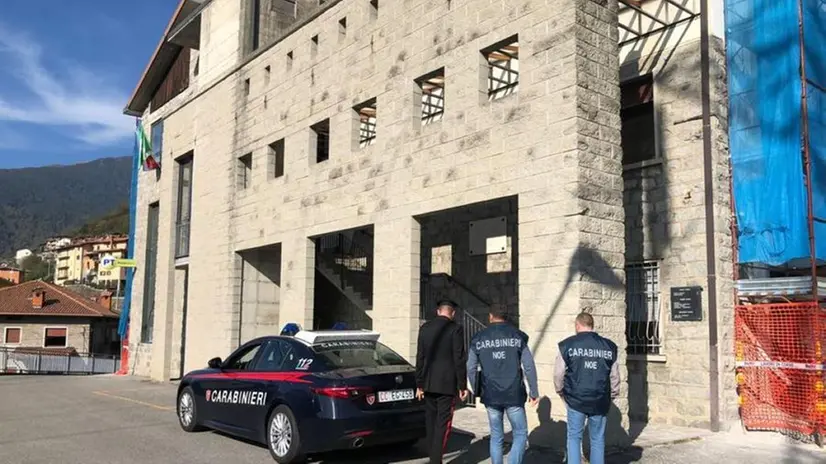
[{"xmin": 727, "ymin": 0, "xmax": 826, "ymax": 444}]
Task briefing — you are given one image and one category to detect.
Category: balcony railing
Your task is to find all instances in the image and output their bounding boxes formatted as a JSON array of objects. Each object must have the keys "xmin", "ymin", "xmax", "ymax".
[{"xmin": 175, "ymin": 220, "xmax": 191, "ymax": 259}]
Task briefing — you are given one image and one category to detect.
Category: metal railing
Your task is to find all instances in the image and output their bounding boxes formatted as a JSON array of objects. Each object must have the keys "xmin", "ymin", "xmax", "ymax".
[
  {"xmin": 0, "ymin": 347, "xmax": 120, "ymax": 375},
  {"xmin": 316, "ymin": 232, "xmax": 373, "ymax": 307},
  {"xmin": 175, "ymin": 220, "xmax": 191, "ymax": 258}
]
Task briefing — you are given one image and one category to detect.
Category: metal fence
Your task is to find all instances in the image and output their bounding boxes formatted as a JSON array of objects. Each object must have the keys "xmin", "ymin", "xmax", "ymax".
[{"xmin": 0, "ymin": 347, "xmax": 120, "ymax": 375}]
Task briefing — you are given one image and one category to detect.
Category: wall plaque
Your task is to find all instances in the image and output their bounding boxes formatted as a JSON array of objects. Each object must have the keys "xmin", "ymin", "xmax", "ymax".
[{"xmin": 670, "ymin": 286, "xmax": 703, "ymax": 322}]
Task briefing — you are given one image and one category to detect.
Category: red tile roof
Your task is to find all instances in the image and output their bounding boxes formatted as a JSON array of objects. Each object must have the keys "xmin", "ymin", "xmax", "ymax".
[{"xmin": 0, "ymin": 281, "xmax": 118, "ymax": 318}]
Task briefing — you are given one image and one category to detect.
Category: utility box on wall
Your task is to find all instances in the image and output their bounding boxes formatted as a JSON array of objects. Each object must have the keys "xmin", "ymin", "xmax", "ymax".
[{"xmin": 469, "ymin": 217, "xmax": 507, "ymax": 256}]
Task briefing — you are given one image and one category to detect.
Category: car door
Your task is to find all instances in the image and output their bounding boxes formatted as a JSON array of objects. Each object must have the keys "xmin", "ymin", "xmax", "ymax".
[
  {"xmin": 232, "ymin": 340, "xmax": 314, "ymax": 435},
  {"xmin": 233, "ymin": 340, "xmax": 296, "ymax": 433},
  {"xmin": 209, "ymin": 341, "xmax": 265, "ymax": 428}
]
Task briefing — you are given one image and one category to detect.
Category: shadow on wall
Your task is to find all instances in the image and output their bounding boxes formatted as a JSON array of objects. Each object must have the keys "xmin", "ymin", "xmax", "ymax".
[{"xmin": 529, "ymin": 245, "xmax": 625, "ymax": 356}]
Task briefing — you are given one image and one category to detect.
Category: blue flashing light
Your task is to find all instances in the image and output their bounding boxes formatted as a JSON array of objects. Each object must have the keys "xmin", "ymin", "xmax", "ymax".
[
  {"xmin": 332, "ymin": 322, "xmax": 348, "ymax": 330},
  {"xmin": 280, "ymin": 323, "xmax": 302, "ymax": 336}
]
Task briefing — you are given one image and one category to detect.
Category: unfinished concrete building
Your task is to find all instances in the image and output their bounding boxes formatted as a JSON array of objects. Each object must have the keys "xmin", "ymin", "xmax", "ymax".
[{"xmin": 123, "ymin": 0, "xmax": 734, "ymax": 440}]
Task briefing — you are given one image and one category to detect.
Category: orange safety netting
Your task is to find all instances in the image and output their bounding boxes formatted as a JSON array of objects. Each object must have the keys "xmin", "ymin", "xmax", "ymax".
[{"xmin": 735, "ymin": 303, "xmax": 826, "ymax": 437}]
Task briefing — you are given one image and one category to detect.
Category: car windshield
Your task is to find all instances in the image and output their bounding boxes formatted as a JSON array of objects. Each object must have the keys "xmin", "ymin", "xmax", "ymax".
[{"xmin": 311, "ymin": 340, "xmax": 409, "ymax": 370}]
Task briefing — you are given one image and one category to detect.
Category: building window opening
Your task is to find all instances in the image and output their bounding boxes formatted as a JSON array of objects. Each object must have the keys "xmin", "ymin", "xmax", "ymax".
[
  {"xmin": 141, "ymin": 203, "xmax": 159, "ymax": 344},
  {"xmin": 44, "ymin": 328, "xmax": 67, "ymax": 348},
  {"xmin": 4, "ymin": 327, "xmax": 21, "ymax": 345},
  {"xmin": 370, "ymin": 0, "xmax": 379, "ymax": 21},
  {"xmin": 417, "ymin": 69, "xmax": 445, "ymax": 125},
  {"xmin": 625, "ymin": 261, "xmax": 662, "ymax": 356},
  {"xmin": 150, "ymin": 119, "xmax": 164, "ymax": 165},
  {"xmin": 287, "ymin": 51, "xmax": 294, "ymax": 70},
  {"xmin": 175, "ymin": 154, "xmax": 194, "ymax": 259},
  {"xmin": 238, "ymin": 153, "xmax": 253, "ymax": 189},
  {"xmin": 311, "ymin": 35, "xmax": 319, "ymax": 58},
  {"xmin": 483, "ymin": 36, "xmax": 519, "ymax": 101},
  {"xmin": 354, "ymin": 98, "xmax": 377, "ymax": 148},
  {"xmin": 339, "ymin": 17, "xmax": 347, "ymax": 42},
  {"xmin": 250, "ymin": 0, "xmax": 261, "ymax": 53},
  {"xmin": 312, "ymin": 119, "xmax": 330, "ymax": 163},
  {"xmin": 621, "ymin": 75, "xmax": 657, "ymax": 166},
  {"xmin": 269, "ymin": 138, "xmax": 285, "ymax": 178}
]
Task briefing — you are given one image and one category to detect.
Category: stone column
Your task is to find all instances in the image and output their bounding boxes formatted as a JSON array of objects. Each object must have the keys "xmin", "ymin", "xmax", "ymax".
[
  {"xmin": 150, "ymin": 170, "xmax": 178, "ymax": 382},
  {"xmin": 519, "ymin": 0, "xmax": 626, "ymax": 448},
  {"xmin": 372, "ymin": 217, "xmax": 421, "ymax": 363},
  {"xmin": 279, "ymin": 233, "xmax": 314, "ymax": 330}
]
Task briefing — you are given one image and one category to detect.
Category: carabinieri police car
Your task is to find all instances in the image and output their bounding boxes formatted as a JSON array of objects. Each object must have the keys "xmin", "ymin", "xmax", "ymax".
[{"xmin": 175, "ymin": 328, "xmax": 426, "ymax": 463}]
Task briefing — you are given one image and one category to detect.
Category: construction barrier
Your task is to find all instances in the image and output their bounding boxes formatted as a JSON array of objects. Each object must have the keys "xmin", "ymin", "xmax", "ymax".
[
  {"xmin": 735, "ymin": 303, "xmax": 826, "ymax": 439},
  {"xmin": 117, "ymin": 332, "xmax": 129, "ymax": 376}
]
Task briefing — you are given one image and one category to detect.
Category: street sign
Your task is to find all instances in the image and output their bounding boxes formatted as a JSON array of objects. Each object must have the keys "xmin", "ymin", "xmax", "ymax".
[
  {"xmin": 101, "ymin": 255, "xmax": 117, "ymax": 271},
  {"xmin": 115, "ymin": 259, "xmax": 137, "ymax": 268}
]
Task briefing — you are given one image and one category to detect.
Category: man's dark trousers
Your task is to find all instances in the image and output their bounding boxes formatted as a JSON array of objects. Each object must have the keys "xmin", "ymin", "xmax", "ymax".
[{"xmin": 424, "ymin": 392, "xmax": 456, "ymax": 464}]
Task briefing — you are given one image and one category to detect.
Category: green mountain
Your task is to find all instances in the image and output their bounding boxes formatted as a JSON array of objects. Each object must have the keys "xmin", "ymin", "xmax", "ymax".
[
  {"xmin": 70, "ymin": 204, "xmax": 130, "ymax": 238},
  {"xmin": 0, "ymin": 156, "xmax": 132, "ymax": 258}
]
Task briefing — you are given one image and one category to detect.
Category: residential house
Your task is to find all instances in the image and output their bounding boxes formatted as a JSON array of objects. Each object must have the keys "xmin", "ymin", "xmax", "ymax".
[
  {"xmin": 0, "ymin": 281, "xmax": 120, "ymax": 355},
  {"xmin": 0, "ymin": 265, "xmax": 24, "ymax": 285},
  {"xmin": 53, "ymin": 235, "xmax": 129, "ymax": 288}
]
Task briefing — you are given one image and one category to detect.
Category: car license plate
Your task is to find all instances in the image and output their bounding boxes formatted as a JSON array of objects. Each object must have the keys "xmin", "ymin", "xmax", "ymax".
[{"xmin": 378, "ymin": 389, "xmax": 414, "ymax": 403}]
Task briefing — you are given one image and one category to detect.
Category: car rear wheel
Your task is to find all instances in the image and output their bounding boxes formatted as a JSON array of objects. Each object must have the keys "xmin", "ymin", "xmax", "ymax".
[
  {"xmin": 177, "ymin": 387, "xmax": 203, "ymax": 432},
  {"xmin": 267, "ymin": 405, "xmax": 304, "ymax": 463}
]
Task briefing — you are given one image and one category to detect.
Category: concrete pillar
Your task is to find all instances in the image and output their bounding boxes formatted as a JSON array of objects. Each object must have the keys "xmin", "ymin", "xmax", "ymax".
[
  {"xmin": 372, "ymin": 218, "xmax": 421, "ymax": 363},
  {"xmin": 279, "ymin": 233, "xmax": 314, "ymax": 330},
  {"xmin": 518, "ymin": 0, "xmax": 627, "ymax": 448},
  {"xmin": 149, "ymin": 173, "xmax": 178, "ymax": 382}
]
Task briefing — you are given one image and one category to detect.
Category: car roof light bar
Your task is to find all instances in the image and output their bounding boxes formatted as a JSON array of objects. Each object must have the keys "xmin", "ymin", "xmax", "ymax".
[{"xmin": 294, "ymin": 330, "xmax": 381, "ymax": 345}]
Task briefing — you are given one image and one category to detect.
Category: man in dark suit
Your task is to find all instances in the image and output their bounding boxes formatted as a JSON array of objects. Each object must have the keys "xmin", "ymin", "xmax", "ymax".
[{"xmin": 415, "ymin": 300, "xmax": 468, "ymax": 464}]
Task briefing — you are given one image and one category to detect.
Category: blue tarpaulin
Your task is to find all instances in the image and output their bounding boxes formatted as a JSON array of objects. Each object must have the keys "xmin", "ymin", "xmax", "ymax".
[{"xmin": 727, "ymin": 0, "xmax": 826, "ymax": 266}]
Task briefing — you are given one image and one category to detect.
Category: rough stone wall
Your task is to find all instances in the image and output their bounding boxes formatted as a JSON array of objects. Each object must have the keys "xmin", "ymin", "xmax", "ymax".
[
  {"xmin": 128, "ymin": 97, "xmax": 198, "ymax": 379},
  {"xmin": 239, "ymin": 246, "xmax": 282, "ymax": 343},
  {"xmin": 130, "ymin": 0, "xmax": 626, "ymax": 443},
  {"xmin": 168, "ymin": 267, "xmax": 188, "ymax": 378},
  {"xmin": 621, "ymin": 36, "xmax": 733, "ymax": 429}
]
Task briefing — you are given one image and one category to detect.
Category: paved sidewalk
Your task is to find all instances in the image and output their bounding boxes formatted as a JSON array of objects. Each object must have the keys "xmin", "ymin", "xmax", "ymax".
[
  {"xmin": 1, "ymin": 374, "xmax": 824, "ymax": 463},
  {"xmin": 447, "ymin": 404, "xmax": 826, "ymax": 463}
]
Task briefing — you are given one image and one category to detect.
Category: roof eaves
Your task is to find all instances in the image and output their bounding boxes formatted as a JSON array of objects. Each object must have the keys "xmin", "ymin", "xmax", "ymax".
[{"xmin": 124, "ymin": 0, "xmax": 190, "ymax": 116}]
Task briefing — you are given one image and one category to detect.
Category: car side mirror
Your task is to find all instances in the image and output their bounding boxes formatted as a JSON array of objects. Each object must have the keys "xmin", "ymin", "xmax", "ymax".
[{"xmin": 208, "ymin": 357, "xmax": 223, "ymax": 369}]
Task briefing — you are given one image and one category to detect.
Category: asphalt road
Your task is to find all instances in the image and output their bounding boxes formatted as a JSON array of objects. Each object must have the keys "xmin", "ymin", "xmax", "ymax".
[{"xmin": 1, "ymin": 375, "xmax": 825, "ymax": 464}]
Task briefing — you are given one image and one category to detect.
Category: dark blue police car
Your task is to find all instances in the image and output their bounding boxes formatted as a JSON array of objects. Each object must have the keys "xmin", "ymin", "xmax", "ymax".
[{"xmin": 175, "ymin": 329, "xmax": 426, "ymax": 463}]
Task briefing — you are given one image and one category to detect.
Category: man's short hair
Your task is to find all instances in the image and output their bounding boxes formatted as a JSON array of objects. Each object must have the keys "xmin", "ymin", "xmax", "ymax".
[
  {"xmin": 575, "ymin": 312, "xmax": 594, "ymax": 328},
  {"xmin": 489, "ymin": 304, "xmax": 508, "ymax": 321},
  {"xmin": 436, "ymin": 299, "xmax": 458, "ymax": 312}
]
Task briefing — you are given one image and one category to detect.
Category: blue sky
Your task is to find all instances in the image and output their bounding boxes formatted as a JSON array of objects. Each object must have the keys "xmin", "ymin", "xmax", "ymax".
[{"xmin": 0, "ymin": 0, "xmax": 178, "ymax": 169}]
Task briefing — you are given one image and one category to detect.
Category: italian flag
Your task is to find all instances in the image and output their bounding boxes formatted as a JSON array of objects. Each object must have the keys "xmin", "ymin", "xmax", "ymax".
[{"xmin": 136, "ymin": 121, "xmax": 159, "ymax": 171}]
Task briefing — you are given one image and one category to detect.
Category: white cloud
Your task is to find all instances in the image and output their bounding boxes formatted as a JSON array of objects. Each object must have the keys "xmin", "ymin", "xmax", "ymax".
[{"xmin": 0, "ymin": 23, "xmax": 134, "ymax": 147}]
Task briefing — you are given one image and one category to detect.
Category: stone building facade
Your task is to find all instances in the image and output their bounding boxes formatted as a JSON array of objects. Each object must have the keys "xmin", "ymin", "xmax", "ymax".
[{"xmin": 124, "ymin": 0, "xmax": 736, "ymax": 439}]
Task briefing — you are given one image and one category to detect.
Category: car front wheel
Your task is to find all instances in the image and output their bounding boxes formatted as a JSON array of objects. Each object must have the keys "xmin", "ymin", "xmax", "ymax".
[
  {"xmin": 267, "ymin": 405, "xmax": 304, "ymax": 463},
  {"xmin": 177, "ymin": 386, "xmax": 203, "ymax": 432}
]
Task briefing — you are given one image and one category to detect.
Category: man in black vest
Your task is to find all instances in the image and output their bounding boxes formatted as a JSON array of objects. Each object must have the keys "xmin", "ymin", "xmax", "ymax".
[
  {"xmin": 467, "ymin": 306, "xmax": 539, "ymax": 464},
  {"xmin": 415, "ymin": 300, "xmax": 468, "ymax": 464},
  {"xmin": 554, "ymin": 312, "xmax": 620, "ymax": 464}
]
